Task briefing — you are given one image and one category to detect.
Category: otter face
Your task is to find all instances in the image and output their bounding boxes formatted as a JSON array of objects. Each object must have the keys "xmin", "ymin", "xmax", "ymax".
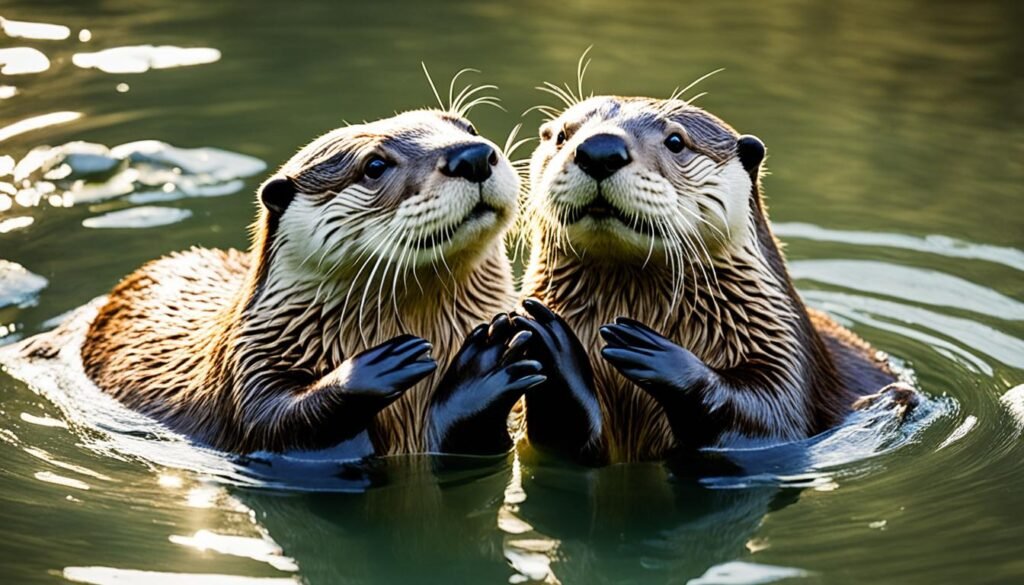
[
  {"xmin": 263, "ymin": 110, "xmax": 519, "ymax": 279},
  {"xmin": 528, "ymin": 96, "xmax": 764, "ymax": 260}
]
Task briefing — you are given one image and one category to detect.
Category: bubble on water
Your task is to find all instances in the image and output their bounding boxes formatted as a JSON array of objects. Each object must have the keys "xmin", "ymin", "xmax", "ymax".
[
  {"xmin": 0, "ymin": 17, "xmax": 71, "ymax": 40},
  {"xmin": 115, "ymin": 82, "xmax": 130, "ymax": 93},
  {"xmin": 0, "ymin": 86, "xmax": 17, "ymax": 99},
  {"xmin": 78, "ymin": 28, "xmax": 92, "ymax": 43},
  {"xmin": 0, "ymin": 47, "xmax": 51, "ymax": 75},
  {"xmin": 72, "ymin": 45, "xmax": 221, "ymax": 74},
  {"xmin": 0, "ymin": 260, "xmax": 47, "ymax": 309},
  {"xmin": 82, "ymin": 206, "xmax": 192, "ymax": 229}
]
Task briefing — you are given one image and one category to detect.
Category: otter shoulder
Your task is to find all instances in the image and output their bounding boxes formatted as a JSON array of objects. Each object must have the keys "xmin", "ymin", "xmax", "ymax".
[
  {"xmin": 808, "ymin": 308, "xmax": 895, "ymax": 396},
  {"xmin": 82, "ymin": 247, "xmax": 250, "ymax": 399}
]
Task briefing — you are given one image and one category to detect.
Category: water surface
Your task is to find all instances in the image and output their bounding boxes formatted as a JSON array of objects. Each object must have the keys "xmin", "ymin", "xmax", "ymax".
[{"xmin": 1, "ymin": 1, "xmax": 1022, "ymax": 584}]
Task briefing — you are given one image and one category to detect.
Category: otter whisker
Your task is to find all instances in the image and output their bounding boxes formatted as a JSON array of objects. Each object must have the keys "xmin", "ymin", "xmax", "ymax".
[
  {"xmin": 503, "ymin": 123, "xmax": 540, "ymax": 162},
  {"xmin": 458, "ymin": 95, "xmax": 505, "ymax": 116},
  {"xmin": 451, "ymin": 83, "xmax": 498, "ymax": 115},
  {"xmin": 447, "ymin": 68, "xmax": 482, "ymax": 109},
  {"xmin": 685, "ymin": 91, "xmax": 708, "ymax": 105},
  {"xmin": 576, "ymin": 46, "xmax": 593, "ymax": 104},
  {"xmin": 421, "ymin": 62, "xmax": 446, "ymax": 111},
  {"xmin": 667, "ymin": 67, "xmax": 724, "ymax": 103},
  {"xmin": 537, "ymin": 82, "xmax": 577, "ymax": 110},
  {"xmin": 522, "ymin": 104, "xmax": 562, "ymax": 121},
  {"xmin": 677, "ymin": 200, "xmax": 728, "ymax": 245}
]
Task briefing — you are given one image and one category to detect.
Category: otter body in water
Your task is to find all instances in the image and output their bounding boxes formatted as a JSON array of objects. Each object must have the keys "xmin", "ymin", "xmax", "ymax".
[
  {"xmin": 516, "ymin": 95, "xmax": 916, "ymax": 463},
  {"xmin": 34, "ymin": 110, "xmax": 544, "ymax": 456}
]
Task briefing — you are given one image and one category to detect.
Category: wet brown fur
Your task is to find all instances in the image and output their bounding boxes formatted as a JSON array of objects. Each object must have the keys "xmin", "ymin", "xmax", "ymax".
[
  {"xmin": 523, "ymin": 96, "xmax": 896, "ymax": 461},
  {"xmin": 75, "ymin": 111, "xmax": 520, "ymax": 454}
]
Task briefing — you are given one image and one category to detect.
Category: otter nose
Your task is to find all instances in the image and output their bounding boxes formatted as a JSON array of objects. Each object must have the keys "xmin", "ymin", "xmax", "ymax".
[
  {"xmin": 575, "ymin": 134, "xmax": 631, "ymax": 182},
  {"xmin": 442, "ymin": 143, "xmax": 497, "ymax": 184}
]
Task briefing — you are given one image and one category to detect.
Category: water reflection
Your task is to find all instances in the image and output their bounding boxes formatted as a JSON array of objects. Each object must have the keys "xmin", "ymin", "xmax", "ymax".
[
  {"xmin": 0, "ymin": 17, "xmax": 71, "ymax": 41},
  {"xmin": 72, "ymin": 45, "xmax": 222, "ymax": 74},
  {"xmin": 507, "ymin": 457, "xmax": 794, "ymax": 584},
  {"xmin": 0, "ymin": 47, "xmax": 50, "ymax": 75}
]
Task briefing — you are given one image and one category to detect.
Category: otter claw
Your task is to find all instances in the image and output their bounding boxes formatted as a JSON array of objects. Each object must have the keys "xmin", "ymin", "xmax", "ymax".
[{"xmin": 852, "ymin": 383, "xmax": 920, "ymax": 420}]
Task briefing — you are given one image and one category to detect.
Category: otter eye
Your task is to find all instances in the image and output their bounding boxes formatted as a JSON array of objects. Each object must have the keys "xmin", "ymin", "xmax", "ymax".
[
  {"xmin": 364, "ymin": 156, "xmax": 389, "ymax": 180},
  {"xmin": 556, "ymin": 130, "xmax": 566, "ymax": 146},
  {"xmin": 664, "ymin": 133, "xmax": 685, "ymax": 154},
  {"xmin": 466, "ymin": 124, "xmax": 478, "ymax": 136}
]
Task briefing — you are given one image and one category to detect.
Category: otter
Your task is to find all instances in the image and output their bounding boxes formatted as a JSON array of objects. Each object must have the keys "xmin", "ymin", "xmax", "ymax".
[
  {"xmin": 31, "ymin": 110, "xmax": 546, "ymax": 456},
  {"xmin": 514, "ymin": 94, "xmax": 917, "ymax": 463}
]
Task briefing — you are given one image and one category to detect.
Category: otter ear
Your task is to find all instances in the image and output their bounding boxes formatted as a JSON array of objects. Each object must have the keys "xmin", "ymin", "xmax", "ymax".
[
  {"xmin": 737, "ymin": 135, "xmax": 765, "ymax": 175},
  {"xmin": 260, "ymin": 177, "xmax": 296, "ymax": 215}
]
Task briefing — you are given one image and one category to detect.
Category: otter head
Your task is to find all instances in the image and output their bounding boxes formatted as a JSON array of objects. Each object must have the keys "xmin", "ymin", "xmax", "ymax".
[
  {"xmin": 528, "ymin": 96, "xmax": 765, "ymax": 262},
  {"xmin": 258, "ymin": 110, "xmax": 519, "ymax": 285}
]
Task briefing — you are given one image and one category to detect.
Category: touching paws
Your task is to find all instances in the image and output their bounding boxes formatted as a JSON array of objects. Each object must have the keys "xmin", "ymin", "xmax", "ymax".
[
  {"xmin": 511, "ymin": 298, "xmax": 605, "ymax": 463},
  {"xmin": 511, "ymin": 298, "xmax": 595, "ymax": 393},
  {"xmin": 428, "ymin": 313, "xmax": 546, "ymax": 454}
]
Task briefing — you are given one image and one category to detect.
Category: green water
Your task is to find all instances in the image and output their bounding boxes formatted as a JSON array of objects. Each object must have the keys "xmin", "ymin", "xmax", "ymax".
[{"xmin": 1, "ymin": 1, "xmax": 1022, "ymax": 583}]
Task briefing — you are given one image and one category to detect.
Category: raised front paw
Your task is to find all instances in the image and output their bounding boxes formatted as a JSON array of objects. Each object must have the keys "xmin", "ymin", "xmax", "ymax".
[
  {"xmin": 428, "ymin": 314, "xmax": 546, "ymax": 455},
  {"xmin": 341, "ymin": 334, "xmax": 437, "ymax": 403},
  {"xmin": 599, "ymin": 317, "xmax": 707, "ymax": 396},
  {"xmin": 511, "ymin": 298, "xmax": 595, "ymax": 393}
]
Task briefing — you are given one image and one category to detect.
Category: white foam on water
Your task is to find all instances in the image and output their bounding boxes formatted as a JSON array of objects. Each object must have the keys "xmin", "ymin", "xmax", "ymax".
[{"xmin": 0, "ymin": 260, "xmax": 47, "ymax": 309}]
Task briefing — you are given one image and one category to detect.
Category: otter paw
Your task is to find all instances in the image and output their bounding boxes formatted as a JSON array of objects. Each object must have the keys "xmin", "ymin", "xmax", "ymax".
[
  {"xmin": 512, "ymin": 299, "xmax": 594, "ymax": 392},
  {"xmin": 429, "ymin": 320, "xmax": 546, "ymax": 455},
  {"xmin": 341, "ymin": 334, "xmax": 437, "ymax": 400},
  {"xmin": 599, "ymin": 318, "xmax": 705, "ymax": 392},
  {"xmin": 434, "ymin": 317, "xmax": 545, "ymax": 418},
  {"xmin": 852, "ymin": 382, "xmax": 921, "ymax": 420}
]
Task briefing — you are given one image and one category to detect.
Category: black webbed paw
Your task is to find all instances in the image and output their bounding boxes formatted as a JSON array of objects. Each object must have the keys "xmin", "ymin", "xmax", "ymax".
[
  {"xmin": 341, "ymin": 334, "xmax": 437, "ymax": 405},
  {"xmin": 428, "ymin": 314, "xmax": 546, "ymax": 455},
  {"xmin": 599, "ymin": 317, "xmax": 708, "ymax": 399},
  {"xmin": 305, "ymin": 335, "xmax": 436, "ymax": 447},
  {"xmin": 512, "ymin": 299, "xmax": 605, "ymax": 464},
  {"xmin": 600, "ymin": 318, "xmax": 723, "ymax": 451}
]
